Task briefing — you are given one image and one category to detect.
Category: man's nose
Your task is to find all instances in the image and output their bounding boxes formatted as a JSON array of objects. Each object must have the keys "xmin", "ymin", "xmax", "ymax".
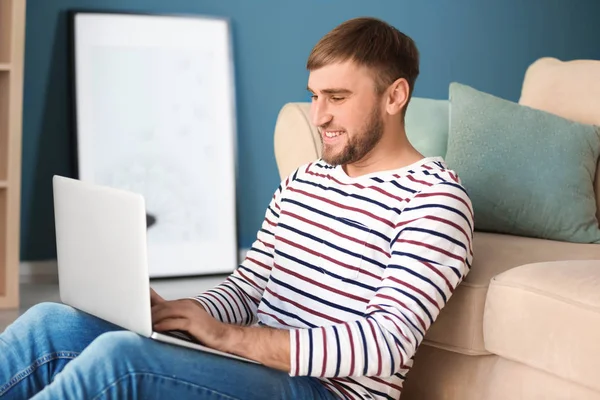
[{"xmin": 311, "ymin": 101, "xmax": 332, "ymax": 128}]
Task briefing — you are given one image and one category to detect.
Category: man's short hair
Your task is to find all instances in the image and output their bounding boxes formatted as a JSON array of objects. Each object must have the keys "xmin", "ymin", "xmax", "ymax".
[{"xmin": 307, "ymin": 17, "xmax": 420, "ymax": 108}]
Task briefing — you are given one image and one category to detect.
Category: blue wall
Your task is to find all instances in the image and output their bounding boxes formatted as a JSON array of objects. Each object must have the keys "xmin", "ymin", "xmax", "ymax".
[{"xmin": 21, "ymin": 0, "xmax": 600, "ymax": 260}]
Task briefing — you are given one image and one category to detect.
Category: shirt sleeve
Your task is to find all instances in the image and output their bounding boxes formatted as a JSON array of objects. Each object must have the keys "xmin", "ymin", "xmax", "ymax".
[
  {"xmin": 289, "ymin": 181, "xmax": 474, "ymax": 377},
  {"xmin": 190, "ymin": 170, "xmax": 298, "ymax": 326}
]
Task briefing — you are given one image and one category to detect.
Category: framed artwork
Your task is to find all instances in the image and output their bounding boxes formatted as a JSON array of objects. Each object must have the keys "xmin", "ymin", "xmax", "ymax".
[{"xmin": 70, "ymin": 11, "xmax": 238, "ymax": 278}]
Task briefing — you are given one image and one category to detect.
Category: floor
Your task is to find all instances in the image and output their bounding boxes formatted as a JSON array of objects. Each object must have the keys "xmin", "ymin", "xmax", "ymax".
[{"xmin": 0, "ymin": 274, "xmax": 230, "ymax": 332}]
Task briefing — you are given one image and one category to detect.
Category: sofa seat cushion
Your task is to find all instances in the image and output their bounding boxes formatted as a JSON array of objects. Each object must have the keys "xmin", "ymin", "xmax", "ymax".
[
  {"xmin": 423, "ymin": 233, "xmax": 600, "ymax": 355},
  {"xmin": 484, "ymin": 260, "xmax": 600, "ymax": 392}
]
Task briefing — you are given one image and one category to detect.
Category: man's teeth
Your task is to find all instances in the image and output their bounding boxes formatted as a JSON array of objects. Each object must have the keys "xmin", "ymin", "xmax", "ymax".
[{"xmin": 325, "ymin": 131, "xmax": 344, "ymax": 138}]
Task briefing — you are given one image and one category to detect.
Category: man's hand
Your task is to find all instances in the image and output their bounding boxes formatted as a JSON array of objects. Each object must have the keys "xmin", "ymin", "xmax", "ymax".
[
  {"xmin": 150, "ymin": 290, "xmax": 291, "ymax": 372},
  {"xmin": 151, "ymin": 298, "xmax": 228, "ymax": 351},
  {"xmin": 150, "ymin": 288, "xmax": 165, "ymax": 306}
]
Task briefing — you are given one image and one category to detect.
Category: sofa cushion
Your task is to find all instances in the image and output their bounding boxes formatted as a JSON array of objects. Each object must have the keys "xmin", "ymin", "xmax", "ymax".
[
  {"xmin": 519, "ymin": 58, "xmax": 600, "ymax": 128},
  {"xmin": 404, "ymin": 97, "xmax": 449, "ymax": 157},
  {"xmin": 423, "ymin": 232, "xmax": 600, "ymax": 355},
  {"xmin": 484, "ymin": 260, "xmax": 600, "ymax": 393},
  {"xmin": 518, "ymin": 57, "xmax": 600, "ymax": 223},
  {"xmin": 444, "ymin": 82, "xmax": 600, "ymax": 244}
]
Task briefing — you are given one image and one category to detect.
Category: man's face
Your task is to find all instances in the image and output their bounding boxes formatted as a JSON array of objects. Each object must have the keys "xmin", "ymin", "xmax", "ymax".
[{"xmin": 307, "ymin": 61, "xmax": 385, "ymax": 166}]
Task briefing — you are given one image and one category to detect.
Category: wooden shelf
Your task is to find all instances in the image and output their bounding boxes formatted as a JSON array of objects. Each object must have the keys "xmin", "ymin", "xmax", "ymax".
[
  {"xmin": 0, "ymin": 0, "xmax": 25, "ymax": 309},
  {"xmin": 0, "ymin": 73, "xmax": 7, "ymax": 181},
  {"xmin": 0, "ymin": 0, "xmax": 11, "ymax": 64},
  {"xmin": 0, "ymin": 189, "xmax": 12, "ymax": 306}
]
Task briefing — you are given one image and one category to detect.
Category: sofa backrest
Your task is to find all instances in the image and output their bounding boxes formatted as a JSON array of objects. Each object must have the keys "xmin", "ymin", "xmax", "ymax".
[
  {"xmin": 519, "ymin": 57, "xmax": 600, "ymax": 222},
  {"xmin": 273, "ymin": 102, "xmax": 319, "ymax": 180}
]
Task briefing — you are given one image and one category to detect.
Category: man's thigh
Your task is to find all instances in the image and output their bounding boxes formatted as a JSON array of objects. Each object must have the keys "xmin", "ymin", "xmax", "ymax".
[{"xmin": 56, "ymin": 331, "xmax": 337, "ymax": 400}]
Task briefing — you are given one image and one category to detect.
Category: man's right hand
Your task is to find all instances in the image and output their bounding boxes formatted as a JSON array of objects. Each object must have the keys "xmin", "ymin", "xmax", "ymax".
[{"xmin": 150, "ymin": 288, "xmax": 166, "ymax": 306}]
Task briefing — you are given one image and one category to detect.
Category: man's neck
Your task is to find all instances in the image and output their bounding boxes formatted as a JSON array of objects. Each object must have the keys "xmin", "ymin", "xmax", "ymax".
[{"xmin": 343, "ymin": 128, "xmax": 424, "ymax": 178}]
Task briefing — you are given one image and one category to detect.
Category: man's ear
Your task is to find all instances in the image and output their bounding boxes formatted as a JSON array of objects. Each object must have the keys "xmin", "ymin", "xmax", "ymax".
[{"xmin": 385, "ymin": 78, "xmax": 410, "ymax": 116}]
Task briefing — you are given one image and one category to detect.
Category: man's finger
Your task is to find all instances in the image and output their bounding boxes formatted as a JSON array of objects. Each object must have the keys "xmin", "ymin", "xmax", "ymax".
[
  {"xmin": 150, "ymin": 288, "xmax": 166, "ymax": 306},
  {"xmin": 153, "ymin": 317, "xmax": 188, "ymax": 332},
  {"xmin": 151, "ymin": 301, "xmax": 193, "ymax": 324}
]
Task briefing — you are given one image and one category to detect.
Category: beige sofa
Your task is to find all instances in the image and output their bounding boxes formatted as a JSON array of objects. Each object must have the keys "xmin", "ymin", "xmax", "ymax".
[{"xmin": 273, "ymin": 58, "xmax": 600, "ymax": 399}]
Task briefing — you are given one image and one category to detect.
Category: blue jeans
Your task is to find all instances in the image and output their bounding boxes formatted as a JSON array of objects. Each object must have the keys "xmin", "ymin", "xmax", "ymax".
[{"xmin": 0, "ymin": 302, "xmax": 337, "ymax": 399}]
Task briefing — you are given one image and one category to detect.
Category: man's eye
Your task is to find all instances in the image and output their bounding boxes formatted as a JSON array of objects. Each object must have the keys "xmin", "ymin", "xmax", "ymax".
[
  {"xmin": 331, "ymin": 97, "xmax": 344, "ymax": 102},
  {"xmin": 310, "ymin": 95, "xmax": 318, "ymax": 101}
]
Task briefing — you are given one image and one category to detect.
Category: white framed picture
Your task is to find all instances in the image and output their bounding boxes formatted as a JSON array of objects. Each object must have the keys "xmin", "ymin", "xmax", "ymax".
[{"xmin": 70, "ymin": 11, "xmax": 238, "ymax": 278}]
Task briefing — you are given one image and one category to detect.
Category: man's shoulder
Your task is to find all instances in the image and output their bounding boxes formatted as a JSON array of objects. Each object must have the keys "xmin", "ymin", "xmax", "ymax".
[
  {"xmin": 400, "ymin": 161, "xmax": 474, "ymax": 225},
  {"xmin": 403, "ymin": 158, "xmax": 466, "ymax": 193},
  {"xmin": 394, "ymin": 159, "xmax": 472, "ymax": 212}
]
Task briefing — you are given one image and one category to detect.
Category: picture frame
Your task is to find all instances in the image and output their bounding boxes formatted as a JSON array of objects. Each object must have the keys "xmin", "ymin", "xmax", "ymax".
[{"xmin": 69, "ymin": 11, "xmax": 239, "ymax": 278}]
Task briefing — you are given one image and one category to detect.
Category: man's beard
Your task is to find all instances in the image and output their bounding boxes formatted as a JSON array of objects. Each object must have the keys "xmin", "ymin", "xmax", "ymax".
[{"xmin": 320, "ymin": 104, "xmax": 384, "ymax": 166}]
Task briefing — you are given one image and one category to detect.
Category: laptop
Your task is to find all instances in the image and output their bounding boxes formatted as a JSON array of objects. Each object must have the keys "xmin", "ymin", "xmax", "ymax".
[{"xmin": 52, "ymin": 174, "xmax": 255, "ymax": 364}]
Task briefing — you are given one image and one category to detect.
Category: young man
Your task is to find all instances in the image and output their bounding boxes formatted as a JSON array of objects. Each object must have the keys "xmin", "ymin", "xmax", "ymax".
[{"xmin": 0, "ymin": 17, "xmax": 473, "ymax": 400}]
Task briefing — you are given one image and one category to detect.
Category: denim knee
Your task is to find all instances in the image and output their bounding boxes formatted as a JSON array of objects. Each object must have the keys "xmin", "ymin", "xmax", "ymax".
[
  {"xmin": 20, "ymin": 302, "xmax": 78, "ymax": 328},
  {"xmin": 87, "ymin": 331, "xmax": 146, "ymax": 358}
]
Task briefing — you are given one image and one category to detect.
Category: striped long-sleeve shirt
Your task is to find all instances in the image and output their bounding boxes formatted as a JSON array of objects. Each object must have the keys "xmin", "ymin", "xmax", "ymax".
[{"xmin": 193, "ymin": 156, "xmax": 474, "ymax": 400}]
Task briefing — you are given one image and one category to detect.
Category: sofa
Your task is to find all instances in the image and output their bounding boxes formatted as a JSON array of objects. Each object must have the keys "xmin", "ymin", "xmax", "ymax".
[{"xmin": 272, "ymin": 57, "xmax": 600, "ymax": 399}]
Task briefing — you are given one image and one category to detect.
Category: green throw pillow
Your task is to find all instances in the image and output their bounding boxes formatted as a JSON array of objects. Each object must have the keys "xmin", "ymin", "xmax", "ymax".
[
  {"xmin": 444, "ymin": 82, "xmax": 600, "ymax": 243},
  {"xmin": 405, "ymin": 97, "xmax": 449, "ymax": 157}
]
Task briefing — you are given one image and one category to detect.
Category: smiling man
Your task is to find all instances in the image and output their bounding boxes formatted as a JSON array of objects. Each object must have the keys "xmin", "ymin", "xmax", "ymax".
[{"xmin": 0, "ymin": 17, "xmax": 473, "ymax": 400}]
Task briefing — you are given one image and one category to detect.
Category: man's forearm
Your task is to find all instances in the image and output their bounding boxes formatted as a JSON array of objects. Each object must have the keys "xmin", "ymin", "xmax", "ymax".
[{"xmin": 219, "ymin": 324, "xmax": 291, "ymax": 372}]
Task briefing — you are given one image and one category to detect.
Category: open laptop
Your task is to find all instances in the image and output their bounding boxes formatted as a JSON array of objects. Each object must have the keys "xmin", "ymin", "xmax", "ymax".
[{"xmin": 52, "ymin": 174, "xmax": 255, "ymax": 364}]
